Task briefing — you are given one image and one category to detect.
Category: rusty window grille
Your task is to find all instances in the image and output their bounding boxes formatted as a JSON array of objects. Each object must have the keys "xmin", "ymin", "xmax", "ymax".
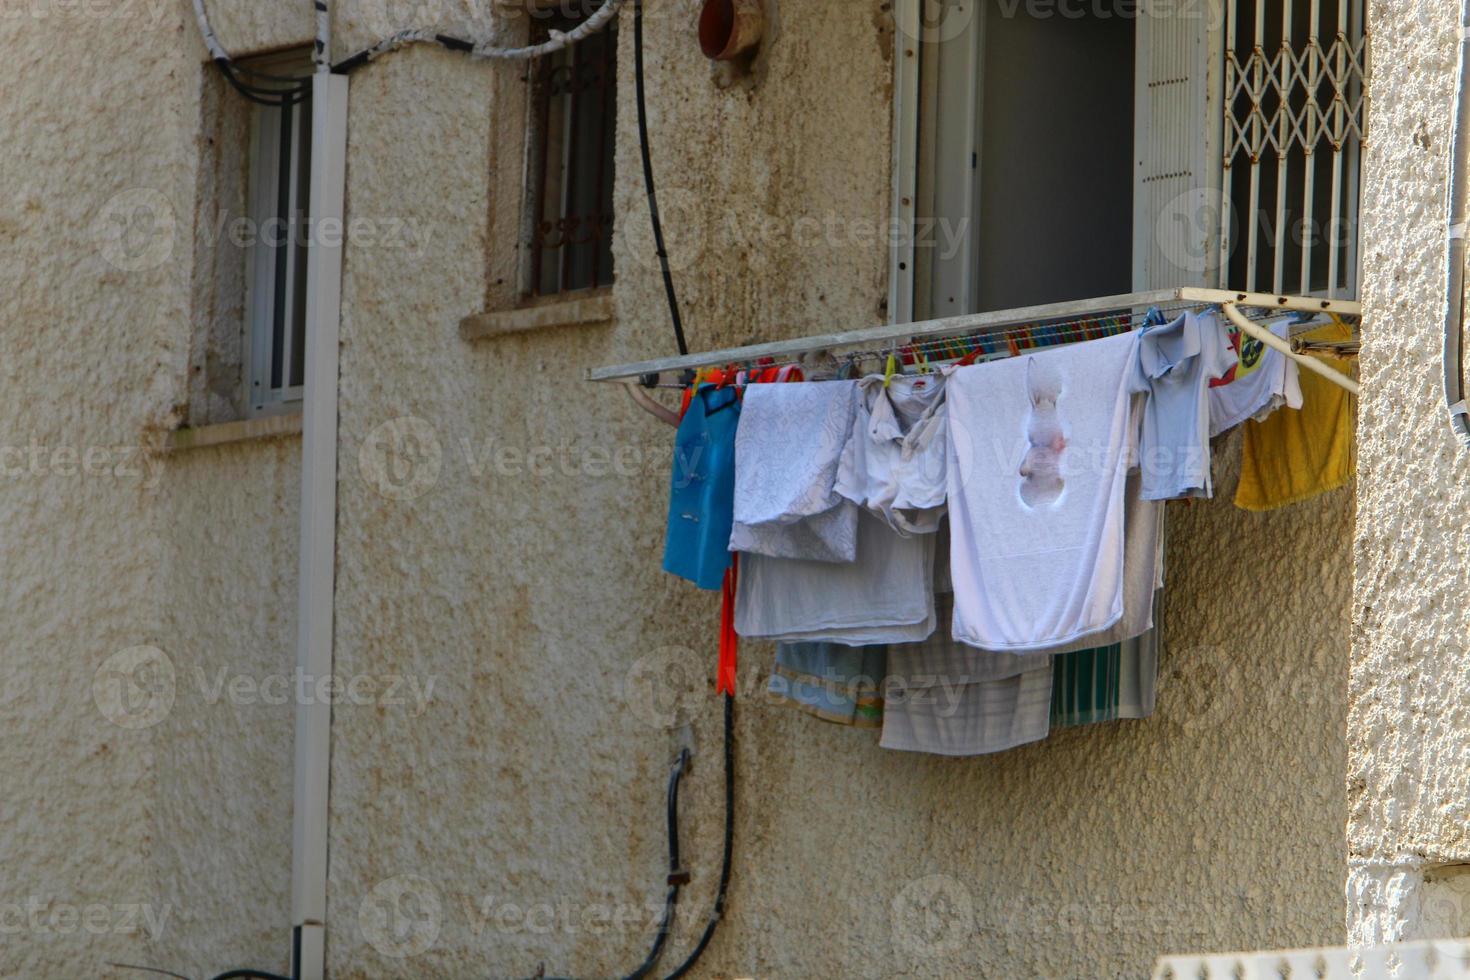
[{"xmin": 524, "ymin": 10, "xmax": 617, "ymax": 297}]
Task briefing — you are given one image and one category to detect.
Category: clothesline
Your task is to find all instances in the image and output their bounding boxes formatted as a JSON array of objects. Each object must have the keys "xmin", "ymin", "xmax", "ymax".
[
  {"xmin": 624, "ymin": 302, "xmax": 1357, "ymax": 393},
  {"xmin": 658, "ymin": 304, "xmax": 1354, "ymax": 757},
  {"xmin": 589, "ymin": 286, "xmax": 1363, "ymax": 387}
]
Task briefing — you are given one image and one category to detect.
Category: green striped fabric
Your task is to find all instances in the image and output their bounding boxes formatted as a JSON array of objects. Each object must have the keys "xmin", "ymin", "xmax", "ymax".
[{"xmin": 1050, "ymin": 644, "xmax": 1124, "ymax": 727}]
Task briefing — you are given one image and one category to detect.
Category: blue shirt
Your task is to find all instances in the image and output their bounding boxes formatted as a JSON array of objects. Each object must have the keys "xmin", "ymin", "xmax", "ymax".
[
  {"xmin": 663, "ymin": 385, "xmax": 741, "ymax": 590},
  {"xmin": 1129, "ymin": 310, "xmax": 1234, "ymax": 500}
]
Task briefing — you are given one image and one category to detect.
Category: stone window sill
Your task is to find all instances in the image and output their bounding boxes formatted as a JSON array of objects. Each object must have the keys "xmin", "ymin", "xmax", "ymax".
[
  {"xmin": 163, "ymin": 411, "xmax": 303, "ymax": 453},
  {"xmin": 459, "ymin": 289, "xmax": 614, "ymax": 341}
]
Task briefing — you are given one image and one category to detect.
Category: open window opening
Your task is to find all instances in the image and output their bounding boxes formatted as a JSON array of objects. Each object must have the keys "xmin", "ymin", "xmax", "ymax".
[{"xmin": 905, "ymin": 0, "xmax": 1368, "ymax": 322}]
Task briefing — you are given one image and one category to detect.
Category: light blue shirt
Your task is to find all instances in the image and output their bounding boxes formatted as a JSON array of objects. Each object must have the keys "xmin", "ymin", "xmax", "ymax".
[{"xmin": 1129, "ymin": 310, "xmax": 1235, "ymax": 501}]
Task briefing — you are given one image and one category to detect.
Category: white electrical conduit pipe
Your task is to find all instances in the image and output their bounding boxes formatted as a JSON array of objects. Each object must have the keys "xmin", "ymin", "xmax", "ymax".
[
  {"xmin": 1221, "ymin": 302, "xmax": 1361, "ymax": 397},
  {"xmin": 1444, "ymin": 0, "xmax": 1470, "ymax": 447},
  {"xmin": 291, "ymin": 70, "xmax": 349, "ymax": 980},
  {"xmin": 314, "ymin": 0, "xmax": 329, "ymax": 72},
  {"xmin": 626, "ymin": 383, "xmax": 681, "ymax": 428},
  {"xmin": 190, "ymin": 0, "xmax": 624, "ymax": 72}
]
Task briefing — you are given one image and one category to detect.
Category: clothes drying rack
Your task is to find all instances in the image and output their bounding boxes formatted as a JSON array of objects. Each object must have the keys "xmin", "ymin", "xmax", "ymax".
[{"xmin": 588, "ymin": 286, "xmax": 1362, "ymax": 396}]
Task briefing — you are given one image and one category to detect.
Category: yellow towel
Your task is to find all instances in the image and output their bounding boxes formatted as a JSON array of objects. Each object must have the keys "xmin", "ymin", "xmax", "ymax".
[{"xmin": 1235, "ymin": 321, "xmax": 1357, "ymax": 511}]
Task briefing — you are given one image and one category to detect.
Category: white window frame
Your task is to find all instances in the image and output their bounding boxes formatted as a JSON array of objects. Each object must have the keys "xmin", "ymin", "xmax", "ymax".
[
  {"xmin": 243, "ymin": 52, "xmax": 313, "ymax": 418},
  {"xmin": 891, "ymin": 0, "xmax": 1366, "ymax": 308}
]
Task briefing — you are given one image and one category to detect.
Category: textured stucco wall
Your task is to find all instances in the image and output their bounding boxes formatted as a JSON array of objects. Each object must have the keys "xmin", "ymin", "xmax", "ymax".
[
  {"xmin": 321, "ymin": 2, "xmax": 1351, "ymax": 978},
  {"xmin": 0, "ymin": 1, "xmax": 308, "ymax": 976},
  {"xmin": 0, "ymin": 0, "xmax": 1365, "ymax": 976},
  {"xmin": 1348, "ymin": 0, "xmax": 1470, "ymax": 946}
]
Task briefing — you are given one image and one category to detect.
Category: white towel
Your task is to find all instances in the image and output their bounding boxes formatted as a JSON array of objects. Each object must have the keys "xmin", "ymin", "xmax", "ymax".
[
  {"xmin": 729, "ymin": 380, "xmax": 860, "ymax": 562},
  {"xmin": 735, "ymin": 509, "xmax": 936, "ymax": 645},
  {"xmin": 946, "ymin": 330, "xmax": 1140, "ymax": 652}
]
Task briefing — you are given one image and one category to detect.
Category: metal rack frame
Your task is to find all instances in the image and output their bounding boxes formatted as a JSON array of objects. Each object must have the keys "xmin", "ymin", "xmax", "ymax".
[{"xmin": 588, "ymin": 287, "xmax": 1362, "ymax": 390}]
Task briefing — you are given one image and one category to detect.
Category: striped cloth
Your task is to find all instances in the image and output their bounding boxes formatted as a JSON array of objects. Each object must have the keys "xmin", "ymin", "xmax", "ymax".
[
  {"xmin": 1051, "ymin": 594, "xmax": 1162, "ymax": 727},
  {"xmin": 880, "ymin": 593, "xmax": 1053, "ymax": 756}
]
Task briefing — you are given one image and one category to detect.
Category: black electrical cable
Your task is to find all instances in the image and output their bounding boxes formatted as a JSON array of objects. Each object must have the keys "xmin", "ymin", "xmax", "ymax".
[
  {"xmin": 110, "ymin": 965, "xmax": 294, "ymax": 980},
  {"xmin": 540, "ymin": 3, "xmax": 737, "ymax": 974},
  {"xmin": 633, "ymin": 0, "xmax": 689, "ymax": 357},
  {"xmin": 215, "ymin": 60, "xmax": 312, "ymax": 108},
  {"xmin": 659, "ymin": 696, "xmax": 733, "ymax": 980},
  {"xmin": 619, "ymin": 748, "xmax": 691, "ymax": 980},
  {"xmin": 537, "ymin": 749, "xmax": 690, "ymax": 980}
]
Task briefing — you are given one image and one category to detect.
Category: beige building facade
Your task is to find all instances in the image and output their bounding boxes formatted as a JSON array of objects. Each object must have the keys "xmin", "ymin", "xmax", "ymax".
[{"xmin": 0, "ymin": 0, "xmax": 1459, "ymax": 977}]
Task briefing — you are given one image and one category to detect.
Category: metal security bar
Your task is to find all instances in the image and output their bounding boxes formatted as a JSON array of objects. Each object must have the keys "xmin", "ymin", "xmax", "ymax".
[
  {"xmin": 524, "ymin": 11, "xmax": 617, "ymax": 297},
  {"xmin": 1219, "ymin": 0, "xmax": 1369, "ymax": 298}
]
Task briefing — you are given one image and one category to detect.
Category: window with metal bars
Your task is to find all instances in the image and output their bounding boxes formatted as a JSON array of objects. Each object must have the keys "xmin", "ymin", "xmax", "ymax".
[
  {"xmin": 1219, "ymin": 0, "xmax": 1367, "ymax": 298},
  {"xmin": 243, "ymin": 50, "xmax": 313, "ymax": 417},
  {"xmin": 522, "ymin": 10, "xmax": 617, "ymax": 298}
]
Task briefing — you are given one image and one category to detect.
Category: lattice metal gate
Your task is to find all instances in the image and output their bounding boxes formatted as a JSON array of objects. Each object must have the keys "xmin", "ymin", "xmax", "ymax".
[{"xmin": 1218, "ymin": 0, "xmax": 1369, "ymax": 298}]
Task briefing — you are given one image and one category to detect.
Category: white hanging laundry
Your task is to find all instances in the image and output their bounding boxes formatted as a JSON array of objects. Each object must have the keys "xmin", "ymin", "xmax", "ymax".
[
  {"xmin": 835, "ymin": 373, "xmax": 949, "ymax": 535},
  {"xmin": 1006, "ymin": 471, "xmax": 1164, "ymax": 655},
  {"xmin": 1208, "ymin": 318, "xmax": 1304, "ymax": 437},
  {"xmin": 1129, "ymin": 309, "xmax": 1236, "ymax": 500},
  {"xmin": 729, "ymin": 380, "xmax": 861, "ymax": 562},
  {"xmin": 735, "ymin": 509, "xmax": 936, "ymax": 645},
  {"xmin": 946, "ymin": 329, "xmax": 1140, "ymax": 652}
]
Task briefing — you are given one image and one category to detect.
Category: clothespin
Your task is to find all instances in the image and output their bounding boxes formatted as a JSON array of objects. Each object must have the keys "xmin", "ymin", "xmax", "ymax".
[{"xmin": 883, "ymin": 350, "xmax": 899, "ymax": 388}]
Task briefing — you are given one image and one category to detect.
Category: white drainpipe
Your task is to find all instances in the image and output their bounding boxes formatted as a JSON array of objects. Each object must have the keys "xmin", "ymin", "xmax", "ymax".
[
  {"xmin": 1445, "ymin": 0, "xmax": 1470, "ymax": 446},
  {"xmin": 293, "ymin": 69, "xmax": 349, "ymax": 980}
]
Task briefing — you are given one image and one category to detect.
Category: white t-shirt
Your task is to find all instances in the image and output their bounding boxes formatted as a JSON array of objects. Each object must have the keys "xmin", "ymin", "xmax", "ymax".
[
  {"xmin": 1208, "ymin": 318, "xmax": 1304, "ymax": 437},
  {"xmin": 946, "ymin": 330, "xmax": 1140, "ymax": 651},
  {"xmin": 835, "ymin": 373, "xmax": 949, "ymax": 535}
]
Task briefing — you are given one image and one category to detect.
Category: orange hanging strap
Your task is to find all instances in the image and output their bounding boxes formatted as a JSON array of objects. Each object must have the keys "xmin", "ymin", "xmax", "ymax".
[{"xmin": 718, "ymin": 554, "xmax": 739, "ymax": 697}]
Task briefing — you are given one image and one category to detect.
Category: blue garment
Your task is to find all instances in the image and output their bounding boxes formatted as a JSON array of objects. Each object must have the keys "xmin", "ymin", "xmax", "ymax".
[
  {"xmin": 767, "ymin": 643, "xmax": 887, "ymax": 728},
  {"xmin": 1129, "ymin": 309, "xmax": 1234, "ymax": 501},
  {"xmin": 663, "ymin": 385, "xmax": 741, "ymax": 590}
]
